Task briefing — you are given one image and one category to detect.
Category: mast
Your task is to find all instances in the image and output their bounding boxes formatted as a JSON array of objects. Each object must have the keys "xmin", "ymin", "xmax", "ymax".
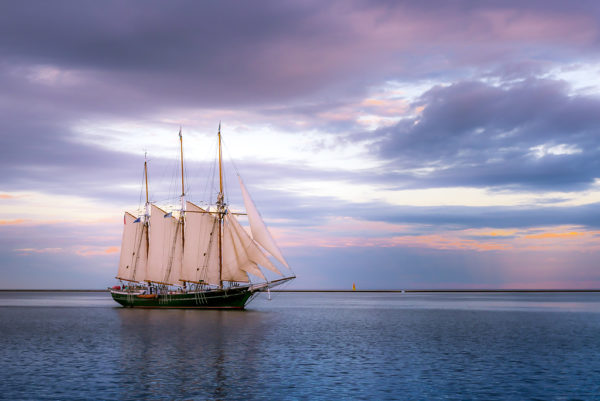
[
  {"xmin": 144, "ymin": 152, "xmax": 149, "ymax": 217},
  {"xmin": 179, "ymin": 128, "xmax": 186, "ymax": 285},
  {"xmin": 144, "ymin": 152, "xmax": 150, "ymax": 254},
  {"xmin": 217, "ymin": 122, "xmax": 224, "ymax": 288},
  {"xmin": 218, "ymin": 123, "xmax": 223, "ymax": 196},
  {"xmin": 179, "ymin": 127, "xmax": 185, "ymax": 213}
]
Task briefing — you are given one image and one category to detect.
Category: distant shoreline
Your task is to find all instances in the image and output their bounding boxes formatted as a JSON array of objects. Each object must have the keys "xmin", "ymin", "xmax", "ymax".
[{"xmin": 1, "ymin": 289, "xmax": 599, "ymax": 293}]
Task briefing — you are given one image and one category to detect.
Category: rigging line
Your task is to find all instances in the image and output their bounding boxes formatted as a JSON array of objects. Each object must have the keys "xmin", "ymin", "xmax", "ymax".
[
  {"xmin": 208, "ymin": 139, "xmax": 218, "ymax": 205},
  {"xmin": 164, "ymin": 220, "xmax": 179, "ymax": 285},
  {"xmin": 222, "ymin": 135, "xmax": 292, "ymax": 276},
  {"xmin": 164, "ymin": 133, "xmax": 182, "ymax": 210},
  {"xmin": 205, "ymin": 139, "xmax": 218, "ymax": 206},
  {"xmin": 181, "ymin": 133, "xmax": 188, "ymax": 202},
  {"xmin": 131, "ymin": 222, "xmax": 146, "ymax": 281},
  {"xmin": 268, "ymin": 279, "xmax": 291, "ymax": 301},
  {"xmin": 198, "ymin": 137, "xmax": 217, "ymax": 207},
  {"xmin": 200, "ymin": 217, "xmax": 219, "ymax": 284},
  {"xmin": 215, "ymin": 133, "xmax": 228, "ymax": 204},
  {"xmin": 137, "ymin": 160, "xmax": 146, "ymax": 212},
  {"xmin": 220, "ymin": 135, "xmax": 242, "ymax": 178},
  {"xmin": 193, "ymin": 136, "xmax": 209, "ymax": 204},
  {"xmin": 183, "ymin": 158, "xmax": 190, "ymax": 201},
  {"xmin": 220, "ymin": 135, "xmax": 248, "ymax": 213},
  {"xmin": 220, "ymin": 136, "xmax": 235, "ymax": 207},
  {"xmin": 194, "ymin": 133, "xmax": 218, "ymax": 205},
  {"xmin": 223, "ymin": 158, "xmax": 230, "ymax": 206},
  {"xmin": 169, "ymin": 152, "xmax": 179, "ymax": 208},
  {"xmin": 152, "ymin": 196, "xmax": 179, "ymax": 205},
  {"xmin": 154, "ymin": 156, "xmax": 169, "ymax": 202}
]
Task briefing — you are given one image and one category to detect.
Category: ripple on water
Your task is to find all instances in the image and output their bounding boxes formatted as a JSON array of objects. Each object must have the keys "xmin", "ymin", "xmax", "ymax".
[{"xmin": 0, "ymin": 292, "xmax": 599, "ymax": 400}]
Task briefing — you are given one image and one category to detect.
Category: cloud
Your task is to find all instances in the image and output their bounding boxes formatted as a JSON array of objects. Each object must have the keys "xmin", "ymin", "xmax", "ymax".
[
  {"xmin": 0, "ymin": 221, "xmax": 120, "ymax": 288},
  {"xmin": 3, "ymin": 1, "xmax": 600, "ymax": 289},
  {"xmin": 1, "ymin": 221, "xmax": 120, "ymax": 253},
  {"xmin": 2, "ymin": 1, "xmax": 600, "ymax": 207},
  {"xmin": 274, "ymin": 209, "xmax": 600, "ymax": 253},
  {"xmin": 2, "ymin": 1, "xmax": 599, "ymax": 110},
  {"xmin": 523, "ymin": 231, "xmax": 586, "ymax": 240},
  {"xmin": 289, "ymin": 244, "xmax": 600, "ymax": 290},
  {"xmin": 364, "ymin": 202, "xmax": 600, "ymax": 230},
  {"xmin": 373, "ymin": 78, "xmax": 600, "ymax": 191},
  {"xmin": 14, "ymin": 247, "xmax": 63, "ymax": 254},
  {"xmin": 0, "ymin": 219, "xmax": 27, "ymax": 226},
  {"xmin": 75, "ymin": 246, "xmax": 121, "ymax": 257}
]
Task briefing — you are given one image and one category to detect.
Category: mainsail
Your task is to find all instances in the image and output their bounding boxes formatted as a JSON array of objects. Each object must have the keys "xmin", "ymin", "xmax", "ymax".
[
  {"xmin": 222, "ymin": 213, "xmax": 265, "ymax": 282},
  {"xmin": 145, "ymin": 204, "xmax": 183, "ymax": 285},
  {"xmin": 116, "ymin": 212, "xmax": 147, "ymax": 282},
  {"xmin": 181, "ymin": 201, "xmax": 220, "ymax": 285},
  {"xmin": 239, "ymin": 176, "xmax": 290, "ymax": 268},
  {"xmin": 227, "ymin": 212, "xmax": 281, "ymax": 275}
]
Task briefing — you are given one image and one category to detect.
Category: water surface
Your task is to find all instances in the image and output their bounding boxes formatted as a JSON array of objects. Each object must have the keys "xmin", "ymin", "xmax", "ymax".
[{"xmin": 1, "ymin": 291, "xmax": 599, "ymax": 400}]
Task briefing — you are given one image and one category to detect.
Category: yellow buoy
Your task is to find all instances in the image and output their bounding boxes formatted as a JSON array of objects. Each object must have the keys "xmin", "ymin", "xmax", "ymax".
[{"xmin": 352, "ymin": 283, "xmax": 356, "ymax": 291}]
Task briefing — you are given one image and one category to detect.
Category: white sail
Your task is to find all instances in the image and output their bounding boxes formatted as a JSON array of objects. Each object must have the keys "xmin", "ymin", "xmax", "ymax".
[
  {"xmin": 111, "ymin": 127, "xmax": 297, "ymax": 312},
  {"xmin": 117, "ymin": 212, "xmax": 147, "ymax": 282},
  {"xmin": 238, "ymin": 177, "xmax": 290, "ymax": 268},
  {"xmin": 228, "ymin": 212, "xmax": 282, "ymax": 276},
  {"xmin": 181, "ymin": 201, "xmax": 220, "ymax": 285},
  {"xmin": 146, "ymin": 204, "xmax": 183, "ymax": 285},
  {"xmin": 222, "ymin": 214, "xmax": 268, "ymax": 282},
  {"xmin": 222, "ymin": 218, "xmax": 251, "ymax": 282},
  {"xmin": 133, "ymin": 222, "xmax": 148, "ymax": 282}
]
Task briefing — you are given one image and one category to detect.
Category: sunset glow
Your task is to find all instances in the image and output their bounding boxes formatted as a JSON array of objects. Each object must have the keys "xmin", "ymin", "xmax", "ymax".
[{"xmin": 2, "ymin": 1, "xmax": 600, "ymax": 289}]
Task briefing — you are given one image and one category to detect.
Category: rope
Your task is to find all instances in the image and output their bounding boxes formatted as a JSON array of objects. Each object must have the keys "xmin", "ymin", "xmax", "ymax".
[
  {"xmin": 163, "ymin": 219, "xmax": 181, "ymax": 285},
  {"xmin": 137, "ymin": 161, "xmax": 145, "ymax": 211},
  {"xmin": 265, "ymin": 277, "xmax": 294, "ymax": 302},
  {"xmin": 221, "ymin": 135, "xmax": 243, "ymax": 178}
]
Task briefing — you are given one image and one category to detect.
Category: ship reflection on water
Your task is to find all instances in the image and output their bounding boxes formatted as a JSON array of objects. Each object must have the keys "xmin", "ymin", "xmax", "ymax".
[{"xmin": 115, "ymin": 308, "xmax": 270, "ymax": 400}]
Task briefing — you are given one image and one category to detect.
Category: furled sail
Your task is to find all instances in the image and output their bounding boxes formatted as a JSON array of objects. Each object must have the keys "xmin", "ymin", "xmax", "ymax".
[
  {"xmin": 222, "ymin": 213, "xmax": 268, "ymax": 282},
  {"xmin": 117, "ymin": 212, "xmax": 147, "ymax": 282},
  {"xmin": 238, "ymin": 177, "xmax": 290, "ymax": 268},
  {"xmin": 181, "ymin": 201, "xmax": 220, "ymax": 285},
  {"xmin": 146, "ymin": 204, "xmax": 183, "ymax": 285}
]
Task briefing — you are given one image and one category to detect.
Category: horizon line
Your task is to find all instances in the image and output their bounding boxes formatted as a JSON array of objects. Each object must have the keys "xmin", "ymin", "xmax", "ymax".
[{"xmin": 1, "ymin": 289, "xmax": 599, "ymax": 293}]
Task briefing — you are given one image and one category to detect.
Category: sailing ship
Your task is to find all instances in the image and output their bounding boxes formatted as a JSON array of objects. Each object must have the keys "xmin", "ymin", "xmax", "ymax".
[{"xmin": 109, "ymin": 124, "xmax": 295, "ymax": 308}]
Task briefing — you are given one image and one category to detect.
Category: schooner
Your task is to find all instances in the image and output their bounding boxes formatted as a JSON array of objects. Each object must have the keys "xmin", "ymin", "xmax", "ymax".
[{"xmin": 110, "ymin": 124, "xmax": 295, "ymax": 308}]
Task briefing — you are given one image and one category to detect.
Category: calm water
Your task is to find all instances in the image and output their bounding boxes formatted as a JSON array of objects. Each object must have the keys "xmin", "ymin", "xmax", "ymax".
[{"xmin": 1, "ymin": 292, "xmax": 599, "ymax": 400}]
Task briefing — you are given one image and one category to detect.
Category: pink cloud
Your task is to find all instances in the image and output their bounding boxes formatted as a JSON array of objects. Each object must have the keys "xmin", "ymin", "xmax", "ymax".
[
  {"xmin": 75, "ymin": 246, "xmax": 120, "ymax": 257},
  {"xmin": 14, "ymin": 247, "xmax": 63, "ymax": 254},
  {"xmin": 524, "ymin": 231, "xmax": 586, "ymax": 239},
  {"xmin": 13, "ymin": 245, "xmax": 120, "ymax": 257},
  {"xmin": 275, "ymin": 220, "xmax": 600, "ymax": 255},
  {"xmin": 0, "ymin": 219, "xmax": 27, "ymax": 226},
  {"xmin": 104, "ymin": 246, "xmax": 119, "ymax": 254},
  {"xmin": 473, "ymin": 8, "xmax": 596, "ymax": 44}
]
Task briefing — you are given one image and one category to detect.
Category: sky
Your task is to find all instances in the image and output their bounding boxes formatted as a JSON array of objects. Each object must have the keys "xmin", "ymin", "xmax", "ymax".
[{"xmin": 2, "ymin": 0, "xmax": 600, "ymax": 289}]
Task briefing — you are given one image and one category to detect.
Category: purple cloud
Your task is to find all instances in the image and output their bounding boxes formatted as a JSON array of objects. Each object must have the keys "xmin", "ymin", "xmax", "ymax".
[
  {"xmin": 373, "ymin": 78, "xmax": 600, "ymax": 190},
  {"xmin": 3, "ymin": 1, "xmax": 600, "ymax": 289}
]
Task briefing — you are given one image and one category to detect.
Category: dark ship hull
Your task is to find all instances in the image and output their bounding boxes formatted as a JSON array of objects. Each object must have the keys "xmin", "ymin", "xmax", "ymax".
[{"xmin": 110, "ymin": 278, "xmax": 292, "ymax": 309}]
